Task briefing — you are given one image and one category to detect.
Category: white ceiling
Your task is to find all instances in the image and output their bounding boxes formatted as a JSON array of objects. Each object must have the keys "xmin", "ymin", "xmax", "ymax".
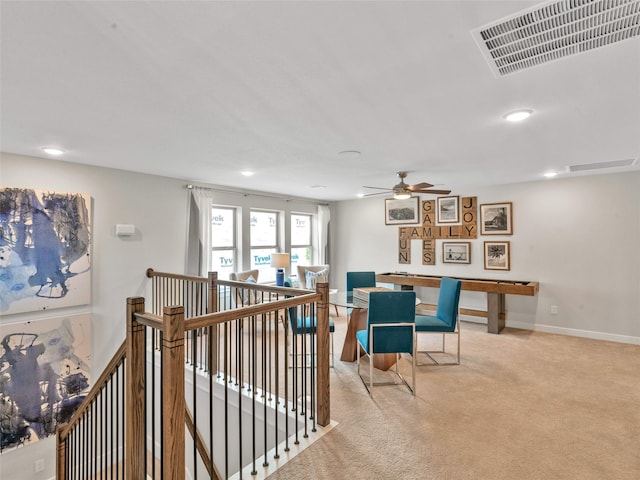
[{"xmin": 2, "ymin": 0, "xmax": 639, "ymax": 201}]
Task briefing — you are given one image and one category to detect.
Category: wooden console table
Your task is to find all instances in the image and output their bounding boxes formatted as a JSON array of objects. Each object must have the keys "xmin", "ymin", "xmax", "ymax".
[{"xmin": 376, "ymin": 273, "xmax": 539, "ymax": 334}]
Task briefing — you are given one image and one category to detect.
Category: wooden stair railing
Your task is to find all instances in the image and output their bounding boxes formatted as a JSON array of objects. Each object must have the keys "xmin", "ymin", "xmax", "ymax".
[
  {"xmin": 56, "ymin": 270, "xmax": 330, "ymax": 479},
  {"xmin": 56, "ymin": 341, "xmax": 127, "ymax": 479}
]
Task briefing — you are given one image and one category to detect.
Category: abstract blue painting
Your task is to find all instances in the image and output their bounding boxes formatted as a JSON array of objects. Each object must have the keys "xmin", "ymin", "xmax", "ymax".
[
  {"xmin": 0, "ymin": 188, "xmax": 91, "ymax": 314},
  {"xmin": 0, "ymin": 313, "xmax": 91, "ymax": 452}
]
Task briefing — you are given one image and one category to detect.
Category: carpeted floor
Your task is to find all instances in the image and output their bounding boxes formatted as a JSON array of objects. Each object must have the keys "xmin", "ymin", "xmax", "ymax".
[{"xmin": 267, "ymin": 310, "xmax": 640, "ymax": 480}]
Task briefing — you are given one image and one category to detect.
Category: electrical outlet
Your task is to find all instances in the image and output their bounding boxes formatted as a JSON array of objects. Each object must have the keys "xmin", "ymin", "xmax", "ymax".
[
  {"xmin": 550, "ymin": 305, "xmax": 558, "ymax": 315},
  {"xmin": 35, "ymin": 459, "xmax": 45, "ymax": 472}
]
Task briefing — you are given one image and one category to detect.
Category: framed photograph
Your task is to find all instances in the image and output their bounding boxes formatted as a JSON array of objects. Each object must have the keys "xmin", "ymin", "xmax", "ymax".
[
  {"xmin": 437, "ymin": 196, "xmax": 459, "ymax": 223},
  {"xmin": 442, "ymin": 242, "xmax": 471, "ymax": 264},
  {"xmin": 385, "ymin": 197, "xmax": 420, "ymax": 225},
  {"xmin": 480, "ymin": 202, "xmax": 513, "ymax": 235},
  {"xmin": 484, "ymin": 241, "xmax": 510, "ymax": 270}
]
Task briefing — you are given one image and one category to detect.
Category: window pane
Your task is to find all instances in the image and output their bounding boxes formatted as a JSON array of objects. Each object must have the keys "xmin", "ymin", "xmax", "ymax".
[
  {"xmin": 291, "ymin": 214, "xmax": 311, "ymax": 245},
  {"xmin": 250, "ymin": 248, "xmax": 276, "ymax": 283},
  {"xmin": 211, "ymin": 249, "xmax": 235, "ymax": 279},
  {"xmin": 250, "ymin": 211, "xmax": 277, "ymax": 246},
  {"xmin": 291, "ymin": 246, "xmax": 311, "ymax": 274},
  {"xmin": 212, "ymin": 207, "xmax": 235, "ymax": 248}
]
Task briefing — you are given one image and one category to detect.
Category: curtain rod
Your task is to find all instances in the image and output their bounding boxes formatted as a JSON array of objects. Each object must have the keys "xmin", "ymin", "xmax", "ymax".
[{"xmin": 185, "ymin": 184, "xmax": 329, "ymax": 206}]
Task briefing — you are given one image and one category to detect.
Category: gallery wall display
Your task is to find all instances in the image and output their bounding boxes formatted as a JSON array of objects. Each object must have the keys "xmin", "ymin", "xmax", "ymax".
[
  {"xmin": 391, "ymin": 196, "xmax": 515, "ymax": 269},
  {"xmin": 397, "ymin": 196, "xmax": 477, "ymax": 265},
  {"xmin": 0, "ymin": 313, "xmax": 91, "ymax": 452},
  {"xmin": 0, "ymin": 188, "xmax": 92, "ymax": 315}
]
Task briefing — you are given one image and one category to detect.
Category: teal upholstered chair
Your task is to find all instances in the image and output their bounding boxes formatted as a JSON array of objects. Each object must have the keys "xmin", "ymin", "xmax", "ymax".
[
  {"xmin": 415, "ymin": 277, "xmax": 461, "ymax": 365},
  {"xmin": 346, "ymin": 271, "xmax": 377, "ymax": 305},
  {"xmin": 356, "ymin": 291, "xmax": 416, "ymax": 397},
  {"xmin": 284, "ymin": 278, "xmax": 335, "ymax": 367},
  {"xmin": 342, "ymin": 270, "xmax": 377, "ymax": 317}
]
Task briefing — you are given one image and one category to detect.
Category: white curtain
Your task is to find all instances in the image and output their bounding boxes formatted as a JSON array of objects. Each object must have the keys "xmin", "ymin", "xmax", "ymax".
[
  {"xmin": 317, "ymin": 204, "xmax": 330, "ymax": 264},
  {"xmin": 185, "ymin": 189, "xmax": 212, "ymax": 276}
]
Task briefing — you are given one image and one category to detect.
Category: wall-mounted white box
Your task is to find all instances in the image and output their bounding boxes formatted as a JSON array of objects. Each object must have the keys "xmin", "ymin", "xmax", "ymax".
[{"xmin": 115, "ymin": 224, "xmax": 135, "ymax": 236}]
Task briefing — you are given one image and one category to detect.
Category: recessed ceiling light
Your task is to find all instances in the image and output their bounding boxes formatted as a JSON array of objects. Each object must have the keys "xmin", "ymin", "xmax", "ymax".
[
  {"xmin": 503, "ymin": 109, "xmax": 533, "ymax": 122},
  {"xmin": 356, "ymin": 193, "xmax": 365, "ymax": 198},
  {"xmin": 42, "ymin": 147, "xmax": 65, "ymax": 155},
  {"xmin": 338, "ymin": 150, "xmax": 361, "ymax": 158},
  {"xmin": 241, "ymin": 170, "xmax": 255, "ymax": 177},
  {"xmin": 544, "ymin": 172, "xmax": 558, "ymax": 178}
]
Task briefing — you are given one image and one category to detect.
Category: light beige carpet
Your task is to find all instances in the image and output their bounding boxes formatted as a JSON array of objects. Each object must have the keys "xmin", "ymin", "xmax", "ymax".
[{"xmin": 267, "ymin": 312, "xmax": 640, "ymax": 480}]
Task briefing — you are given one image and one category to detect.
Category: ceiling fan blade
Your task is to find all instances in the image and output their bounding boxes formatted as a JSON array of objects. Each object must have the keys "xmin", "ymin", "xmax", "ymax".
[
  {"xmin": 362, "ymin": 191, "xmax": 388, "ymax": 197},
  {"xmin": 413, "ymin": 189, "xmax": 451, "ymax": 195},
  {"xmin": 408, "ymin": 182, "xmax": 433, "ymax": 190},
  {"xmin": 362, "ymin": 185, "xmax": 392, "ymax": 191}
]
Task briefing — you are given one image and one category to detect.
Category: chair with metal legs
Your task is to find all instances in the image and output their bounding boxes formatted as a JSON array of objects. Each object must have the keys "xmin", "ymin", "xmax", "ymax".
[
  {"xmin": 414, "ymin": 276, "xmax": 461, "ymax": 365},
  {"xmin": 356, "ymin": 291, "xmax": 416, "ymax": 397}
]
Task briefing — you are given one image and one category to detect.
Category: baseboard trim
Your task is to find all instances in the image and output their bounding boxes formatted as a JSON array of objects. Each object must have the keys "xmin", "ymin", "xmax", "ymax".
[
  {"xmin": 460, "ymin": 316, "xmax": 486, "ymax": 325},
  {"xmin": 506, "ymin": 320, "xmax": 640, "ymax": 345},
  {"xmin": 459, "ymin": 316, "xmax": 640, "ymax": 345}
]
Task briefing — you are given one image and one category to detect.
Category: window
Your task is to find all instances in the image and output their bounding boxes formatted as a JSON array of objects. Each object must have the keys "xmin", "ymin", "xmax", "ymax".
[
  {"xmin": 204, "ymin": 202, "xmax": 317, "ymax": 283},
  {"xmin": 290, "ymin": 213, "xmax": 312, "ymax": 279},
  {"xmin": 250, "ymin": 210, "xmax": 279, "ymax": 283},
  {"xmin": 210, "ymin": 206, "xmax": 236, "ymax": 280}
]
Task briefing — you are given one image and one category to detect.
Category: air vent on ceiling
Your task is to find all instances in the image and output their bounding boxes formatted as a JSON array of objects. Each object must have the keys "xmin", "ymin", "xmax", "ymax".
[
  {"xmin": 568, "ymin": 158, "xmax": 637, "ymax": 171},
  {"xmin": 472, "ymin": 0, "xmax": 640, "ymax": 76}
]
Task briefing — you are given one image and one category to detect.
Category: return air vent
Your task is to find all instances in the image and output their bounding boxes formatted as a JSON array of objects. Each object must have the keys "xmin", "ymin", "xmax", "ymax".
[
  {"xmin": 568, "ymin": 158, "xmax": 637, "ymax": 171},
  {"xmin": 472, "ymin": 0, "xmax": 640, "ymax": 76}
]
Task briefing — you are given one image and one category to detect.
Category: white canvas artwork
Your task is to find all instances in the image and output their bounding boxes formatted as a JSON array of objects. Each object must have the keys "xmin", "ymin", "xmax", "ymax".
[
  {"xmin": 0, "ymin": 188, "xmax": 92, "ymax": 315},
  {"xmin": 0, "ymin": 313, "xmax": 91, "ymax": 452}
]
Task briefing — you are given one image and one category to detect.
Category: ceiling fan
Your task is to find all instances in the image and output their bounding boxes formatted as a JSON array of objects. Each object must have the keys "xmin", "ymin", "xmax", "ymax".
[{"xmin": 363, "ymin": 171, "xmax": 451, "ymax": 199}]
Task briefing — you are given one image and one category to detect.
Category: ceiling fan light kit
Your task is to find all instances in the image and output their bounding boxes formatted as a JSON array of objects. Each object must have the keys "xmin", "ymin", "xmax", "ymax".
[{"xmin": 393, "ymin": 191, "xmax": 412, "ymax": 200}]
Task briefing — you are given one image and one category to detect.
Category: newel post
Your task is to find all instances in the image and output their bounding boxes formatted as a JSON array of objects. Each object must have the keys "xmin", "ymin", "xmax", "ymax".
[
  {"xmin": 126, "ymin": 297, "xmax": 146, "ymax": 480},
  {"xmin": 316, "ymin": 281, "xmax": 330, "ymax": 426},
  {"xmin": 162, "ymin": 305, "xmax": 186, "ymax": 479},
  {"xmin": 56, "ymin": 425, "xmax": 67, "ymax": 479}
]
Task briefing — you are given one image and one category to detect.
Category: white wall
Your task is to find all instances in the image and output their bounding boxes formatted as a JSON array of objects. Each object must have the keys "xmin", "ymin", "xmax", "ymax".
[
  {"xmin": 331, "ymin": 171, "xmax": 640, "ymax": 343},
  {"xmin": 1, "ymin": 152, "xmax": 189, "ymax": 479},
  {"xmin": 2, "ymin": 153, "xmax": 638, "ymax": 478},
  {"xmin": 0, "ymin": 152, "xmax": 319, "ymax": 479}
]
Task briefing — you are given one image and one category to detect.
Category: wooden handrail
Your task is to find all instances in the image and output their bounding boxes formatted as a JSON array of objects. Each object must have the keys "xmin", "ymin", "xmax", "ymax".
[
  {"xmin": 185, "ymin": 292, "xmax": 321, "ymax": 331},
  {"xmin": 59, "ymin": 271, "xmax": 331, "ymax": 479},
  {"xmin": 147, "ymin": 267, "xmax": 207, "ymax": 283},
  {"xmin": 58, "ymin": 341, "xmax": 126, "ymax": 440},
  {"xmin": 134, "ymin": 292, "xmax": 320, "ymax": 332},
  {"xmin": 221, "ymin": 279, "xmax": 311, "ymax": 294},
  {"xmin": 133, "ymin": 311, "xmax": 164, "ymax": 329}
]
